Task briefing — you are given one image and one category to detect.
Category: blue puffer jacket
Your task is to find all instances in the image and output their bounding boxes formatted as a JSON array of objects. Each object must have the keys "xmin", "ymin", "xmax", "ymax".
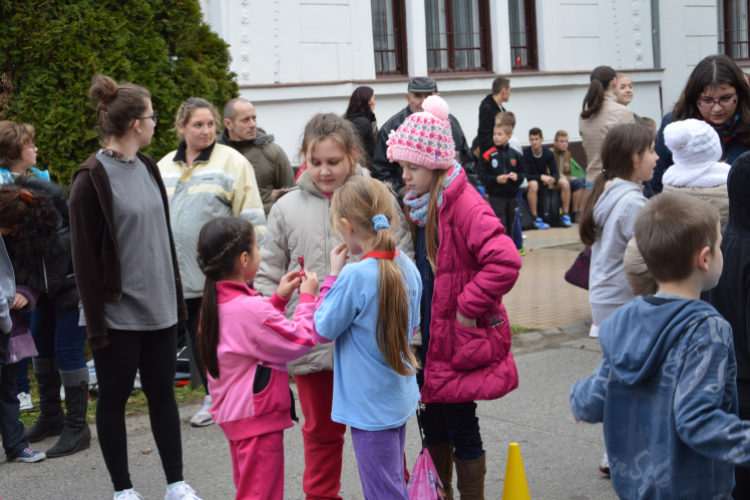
[
  {"xmin": 0, "ymin": 166, "xmax": 50, "ymax": 185},
  {"xmin": 647, "ymin": 112, "xmax": 749, "ymax": 197},
  {"xmin": 571, "ymin": 295, "xmax": 750, "ymax": 500}
]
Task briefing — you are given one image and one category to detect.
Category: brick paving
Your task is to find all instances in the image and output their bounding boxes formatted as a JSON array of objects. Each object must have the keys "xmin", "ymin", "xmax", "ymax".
[{"xmin": 503, "ymin": 225, "xmax": 592, "ymax": 330}]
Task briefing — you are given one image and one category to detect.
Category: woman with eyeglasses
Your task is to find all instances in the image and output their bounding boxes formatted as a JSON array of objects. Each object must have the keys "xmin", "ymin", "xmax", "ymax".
[
  {"xmin": 69, "ymin": 74, "xmax": 202, "ymax": 500},
  {"xmin": 157, "ymin": 98, "xmax": 266, "ymax": 429},
  {"xmin": 579, "ymin": 66, "xmax": 636, "ymax": 185},
  {"xmin": 647, "ymin": 54, "xmax": 750, "ymax": 197}
]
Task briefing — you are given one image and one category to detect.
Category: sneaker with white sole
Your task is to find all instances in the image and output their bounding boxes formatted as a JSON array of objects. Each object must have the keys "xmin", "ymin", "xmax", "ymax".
[
  {"xmin": 9, "ymin": 447, "xmax": 45, "ymax": 463},
  {"xmin": 190, "ymin": 395, "xmax": 214, "ymax": 427},
  {"xmin": 17, "ymin": 391, "xmax": 33, "ymax": 412},
  {"xmin": 599, "ymin": 451, "xmax": 610, "ymax": 475},
  {"xmin": 561, "ymin": 214, "xmax": 572, "ymax": 227},
  {"xmin": 165, "ymin": 481, "xmax": 202, "ymax": 500},
  {"xmin": 534, "ymin": 217, "xmax": 550, "ymax": 230},
  {"xmin": 114, "ymin": 490, "xmax": 144, "ymax": 500},
  {"xmin": 589, "ymin": 324, "xmax": 600, "ymax": 338}
]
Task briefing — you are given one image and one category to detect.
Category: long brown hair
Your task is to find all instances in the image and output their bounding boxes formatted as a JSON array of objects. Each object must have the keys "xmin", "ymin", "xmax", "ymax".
[
  {"xmin": 196, "ymin": 217, "xmax": 256, "ymax": 379},
  {"xmin": 330, "ymin": 177, "xmax": 419, "ymax": 376},
  {"xmin": 580, "ymin": 66, "xmax": 617, "ymax": 120},
  {"xmin": 405, "ymin": 169, "xmax": 447, "ymax": 272},
  {"xmin": 89, "ymin": 74, "xmax": 151, "ymax": 141},
  {"xmin": 672, "ymin": 54, "xmax": 750, "ymax": 146},
  {"xmin": 298, "ymin": 113, "xmax": 364, "ymax": 169},
  {"xmin": 579, "ymin": 123, "xmax": 656, "ymax": 246}
]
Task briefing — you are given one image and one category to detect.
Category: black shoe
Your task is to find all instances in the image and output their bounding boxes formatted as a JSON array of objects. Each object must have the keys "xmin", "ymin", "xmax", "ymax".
[
  {"xmin": 46, "ymin": 381, "xmax": 91, "ymax": 458},
  {"xmin": 25, "ymin": 359, "xmax": 65, "ymax": 443}
]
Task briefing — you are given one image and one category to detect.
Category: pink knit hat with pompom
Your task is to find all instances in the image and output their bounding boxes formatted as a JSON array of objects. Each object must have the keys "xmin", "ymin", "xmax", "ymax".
[{"xmin": 386, "ymin": 95, "xmax": 455, "ymax": 170}]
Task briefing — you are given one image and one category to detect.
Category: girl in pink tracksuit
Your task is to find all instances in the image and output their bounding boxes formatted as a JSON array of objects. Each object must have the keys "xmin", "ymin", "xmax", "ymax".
[
  {"xmin": 195, "ymin": 217, "xmax": 319, "ymax": 500},
  {"xmin": 389, "ymin": 95, "xmax": 522, "ymax": 497}
]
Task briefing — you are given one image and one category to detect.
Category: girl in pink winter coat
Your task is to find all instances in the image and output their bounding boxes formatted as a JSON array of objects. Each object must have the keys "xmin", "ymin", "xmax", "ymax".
[
  {"xmin": 195, "ymin": 217, "xmax": 319, "ymax": 500},
  {"xmin": 389, "ymin": 95, "xmax": 522, "ymax": 498}
]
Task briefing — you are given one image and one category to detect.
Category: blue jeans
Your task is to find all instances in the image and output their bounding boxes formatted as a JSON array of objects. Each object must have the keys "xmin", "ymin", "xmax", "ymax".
[
  {"xmin": 31, "ymin": 296, "xmax": 87, "ymax": 370},
  {"xmin": 14, "ymin": 312, "xmax": 32, "ymax": 394},
  {"xmin": 419, "ymin": 401, "xmax": 484, "ymax": 462},
  {"xmin": 513, "ymin": 191, "xmax": 524, "ymax": 250},
  {"xmin": 0, "ymin": 329, "xmax": 29, "ymax": 460}
]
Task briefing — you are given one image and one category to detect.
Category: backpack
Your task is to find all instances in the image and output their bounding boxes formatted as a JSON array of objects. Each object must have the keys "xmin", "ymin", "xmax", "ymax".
[{"xmin": 539, "ymin": 187, "xmax": 564, "ymax": 227}]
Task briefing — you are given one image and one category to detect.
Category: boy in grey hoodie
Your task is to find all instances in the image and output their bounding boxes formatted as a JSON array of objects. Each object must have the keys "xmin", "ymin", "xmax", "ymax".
[
  {"xmin": 572, "ymin": 192, "xmax": 750, "ymax": 499},
  {"xmin": 0, "ymin": 236, "xmax": 45, "ymax": 462}
]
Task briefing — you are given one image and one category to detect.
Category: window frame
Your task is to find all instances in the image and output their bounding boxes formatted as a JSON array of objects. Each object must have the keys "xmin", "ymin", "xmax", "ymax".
[
  {"xmin": 372, "ymin": 0, "xmax": 409, "ymax": 77},
  {"xmin": 719, "ymin": 0, "xmax": 750, "ymax": 61},
  {"xmin": 509, "ymin": 0, "xmax": 539, "ymax": 71},
  {"xmin": 425, "ymin": 0, "xmax": 493, "ymax": 74}
]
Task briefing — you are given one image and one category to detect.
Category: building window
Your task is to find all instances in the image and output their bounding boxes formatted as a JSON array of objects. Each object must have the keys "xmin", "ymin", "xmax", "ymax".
[
  {"xmin": 425, "ymin": 0, "xmax": 492, "ymax": 73},
  {"xmin": 371, "ymin": 0, "xmax": 408, "ymax": 76},
  {"xmin": 719, "ymin": 0, "xmax": 750, "ymax": 60},
  {"xmin": 508, "ymin": 0, "xmax": 538, "ymax": 70}
]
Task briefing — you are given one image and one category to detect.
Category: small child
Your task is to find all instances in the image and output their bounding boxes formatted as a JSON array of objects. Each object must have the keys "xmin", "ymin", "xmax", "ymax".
[
  {"xmin": 496, "ymin": 111, "xmax": 523, "ymax": 154},
  {"xmin": 196, "ymin": 217, "xmax": 319, "ymax": 500},
  {"xmin": 524, "ymin": 128, "xmax": 572, "ymax": 228},
  {"xmin": 571, "ymin": 191, "xmax": 750, "ymax": 499},
  {"xmin": 0, "ymin": 121, "xmax": 50, "ymax": 184},
  {"xmin": 313, "ymin": 177, "xmax": 421, "ymax": 500},
  {"xmin": 551, "ymin": 130, "xmax": 586, "ymax": 222},
  {"xmin": 392, "ymin": 95, "xmax": 521, "ymax": 497},
  {"xmin": 477, "ymin": 121, "xmax": 525, "ymax": 233}
]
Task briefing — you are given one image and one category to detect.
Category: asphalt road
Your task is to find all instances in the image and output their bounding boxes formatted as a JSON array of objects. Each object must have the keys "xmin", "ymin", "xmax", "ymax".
[{"xmin": 0, "ymin": 339, "xmax": 616, "ymax": 500}]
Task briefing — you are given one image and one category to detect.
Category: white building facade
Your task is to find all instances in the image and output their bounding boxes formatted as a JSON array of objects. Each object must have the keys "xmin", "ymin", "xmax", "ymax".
[{"xmin": 198, "ymin": 0, "xmax": 731, "ymax": 163}]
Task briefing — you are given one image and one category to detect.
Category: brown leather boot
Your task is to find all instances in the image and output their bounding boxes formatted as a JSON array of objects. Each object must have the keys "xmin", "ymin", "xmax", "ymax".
[
  {"xmin": 454, "ymin": 452, "xmax": 485, "ymax": 500},
  {"xmin": 425, "ymin": 442, "xmax": 455, "ymax": 500}
]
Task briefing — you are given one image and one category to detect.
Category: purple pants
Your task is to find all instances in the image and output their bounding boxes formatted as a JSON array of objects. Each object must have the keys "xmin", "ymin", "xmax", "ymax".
[{"xmin": 351, "ymin": 424, "xmax": 410, "ymax": 500}]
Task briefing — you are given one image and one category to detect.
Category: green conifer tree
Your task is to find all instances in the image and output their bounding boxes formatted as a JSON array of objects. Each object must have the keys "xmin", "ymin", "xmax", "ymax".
[{"xmin": 0, "ymin": 0, "xmax": 238, "ymax": 184}]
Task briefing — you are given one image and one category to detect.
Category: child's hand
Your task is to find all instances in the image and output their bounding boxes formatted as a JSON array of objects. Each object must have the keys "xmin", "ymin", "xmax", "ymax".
[
  {"xmin": 495, "ymin": 174, "xmax": 508, "ymax": 185},
  {"xmin": 508, "ymin": 172, "xmax": 518, "ymax": 181},
  {"xmin": 300, "ymin": 269, "xmax": 319, "ymax": 295},
  {"xmin": 330, "ymin": 242, "xmax": 349, "ymax": 277},
  {"xmin": 277, "ymin": 271, "xmax": 302, "ymax": 300},
  {"xmin": 11, "ymin": 293, "xmax": 28, "ymax": 310},
  {"xmin": 456, "ymin": 311, "xmax": 477, "ymax": 328}
]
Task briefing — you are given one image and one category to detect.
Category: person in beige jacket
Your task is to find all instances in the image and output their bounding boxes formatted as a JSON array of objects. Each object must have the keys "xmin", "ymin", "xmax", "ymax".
[
  {"xmin": 254, "ymin": 113, "xmax": 414, "ymax": 500},
  {"xmin": 624, "ymin": 118, "xmax": 730, "ymax": 297},
  {"xmin": 580, "ymin": 66, "xmax": 636, "ymax": 183}
]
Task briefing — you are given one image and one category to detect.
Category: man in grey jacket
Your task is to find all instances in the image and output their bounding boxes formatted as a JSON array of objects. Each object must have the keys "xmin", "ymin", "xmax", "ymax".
[{"xmin": 0, "ymin": 236, "xmax": 45, "ymax": 462}]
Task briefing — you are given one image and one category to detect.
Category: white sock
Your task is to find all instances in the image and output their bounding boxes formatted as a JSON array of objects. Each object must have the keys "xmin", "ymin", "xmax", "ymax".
[{"xmin": 167, "ymin": 481, "xmax": 184, "ymax": 492}]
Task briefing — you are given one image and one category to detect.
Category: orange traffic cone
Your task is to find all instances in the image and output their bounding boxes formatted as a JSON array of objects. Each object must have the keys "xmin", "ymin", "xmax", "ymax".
[{"xmin": 502, "ymin": 443, "xmax": 531, "ymax": 500}]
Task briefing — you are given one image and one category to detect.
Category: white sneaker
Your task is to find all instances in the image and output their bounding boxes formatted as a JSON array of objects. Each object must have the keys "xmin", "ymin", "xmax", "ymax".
[
  {"xmin": 17, "ymin": 392, "xmax": 33, "ymax": 412},
  {"xmin": 190, "ymin": 395, "xmax": 214, "ymax": 427},
  {"xmin": 165, "ymin": 481, "xmax": 202, "ymax": 500},
  {"xmin": 60, "ymin": 386, "xmax": 65, "ymax": 401},
  {"xmin": 599, "ymin": 451, "xmax": 610, "ymax": 475},
  {"xmin": 589, "ymin": 324, "xmax": 600, "ymax": 338},
  {"xmin": 114, "ymin": 490, "xmax": 144, "ymax": 500}
]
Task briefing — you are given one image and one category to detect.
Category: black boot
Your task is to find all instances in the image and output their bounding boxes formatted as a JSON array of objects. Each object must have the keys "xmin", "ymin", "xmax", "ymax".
[
  {"xmin": 46, "ymin": 380, "xmax": 91, "ymax": 458},
  {"xmin": 25, "ymin": 358, "xmax": 65, "ymax": 443}
]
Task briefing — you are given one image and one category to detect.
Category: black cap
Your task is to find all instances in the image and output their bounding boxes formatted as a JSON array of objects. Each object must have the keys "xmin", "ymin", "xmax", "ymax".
[{"xmin": 408, "ymin": 76, "xmax": 438, "ymax": 93}]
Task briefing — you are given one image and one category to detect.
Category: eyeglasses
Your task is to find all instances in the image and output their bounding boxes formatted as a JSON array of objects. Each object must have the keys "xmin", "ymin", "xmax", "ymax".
[
  {"xmin": 697, "ymin": 95, "xmax": 738, "ymax": 109},
  {"xmin": 138, "ymin": 114, "xmax": 159, "ymax": 124},
  {"xmin": 23, "ymin": 144, "xmax": 37, "ymax": 150}
]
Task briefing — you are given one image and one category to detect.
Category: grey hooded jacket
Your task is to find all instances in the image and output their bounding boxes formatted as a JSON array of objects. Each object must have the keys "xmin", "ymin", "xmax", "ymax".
[
  {"xmin": 0, "ymin": 236, "xmax": 15, "ymax": 334},
  {"xmin": 589, "ymin": 179, "xmax": 647, "ymax": 323},
  {"xmin": 254, "ymin": 166, "xmax": 415, "ymax": 376}
]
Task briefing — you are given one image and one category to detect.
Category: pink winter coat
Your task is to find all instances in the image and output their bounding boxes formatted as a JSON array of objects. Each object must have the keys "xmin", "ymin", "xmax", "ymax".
[
  {"xmin": 208, "ymin": 281, "xmax": 317, "ymax": 441},
  {"xmin": 420, "ymin": 167, "xmax": 522, "ymax": 404}
]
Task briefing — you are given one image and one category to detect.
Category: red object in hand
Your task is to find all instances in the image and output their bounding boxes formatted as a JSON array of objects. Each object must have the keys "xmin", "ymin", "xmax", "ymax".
[{"xmin": 298, "ymin": 255, "xmax": 305, "ymax": 279}]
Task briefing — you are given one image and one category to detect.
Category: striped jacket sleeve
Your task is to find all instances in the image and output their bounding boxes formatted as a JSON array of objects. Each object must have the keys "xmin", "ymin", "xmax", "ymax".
[{"xmin": 231, "ymin": 156, "xmax": 268, "ymax": 246}]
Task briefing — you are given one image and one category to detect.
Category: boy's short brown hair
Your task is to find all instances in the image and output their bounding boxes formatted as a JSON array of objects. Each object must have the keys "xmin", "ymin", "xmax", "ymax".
[
  {"xmin": 554, "ymin": 130, "xmax": 569, "ymax": 141},
  {"xmin": 494, "ymin": 111, "xmax": 516, "ymax": 129},
  {"xmin": 492, "ymin": 77, "xmax": 510, "ymax": 96},
  {"xmin": 494, "ymin": 123, "xmax": 513, "ymax": 135},
  {"xmin": 0, "ymin": 121, "xmax": 35, "ymax": 168},
  {"xmin": 634, "ymin": 192, "xmax": 720, "ymax": 283}
]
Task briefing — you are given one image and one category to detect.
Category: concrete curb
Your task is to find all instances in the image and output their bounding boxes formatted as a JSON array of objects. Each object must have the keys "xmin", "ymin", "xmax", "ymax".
[{"xmin": 511, "ymin": 320, "xmax": 593, "ymax": 354}]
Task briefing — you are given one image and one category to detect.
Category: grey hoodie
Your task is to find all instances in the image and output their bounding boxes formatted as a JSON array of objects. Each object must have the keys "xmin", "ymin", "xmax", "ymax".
[
  {"xmin": 589, "ymin": 179, "xmax": 647, "ymax": 323},
  {"xmin": 0, "ymin": 236, "xmax": 15, "ymax": 334}
]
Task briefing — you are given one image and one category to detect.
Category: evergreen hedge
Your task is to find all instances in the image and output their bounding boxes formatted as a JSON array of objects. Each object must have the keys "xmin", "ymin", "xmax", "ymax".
[{"xmin": 0, "ymin": 0, "xmax": 239, "ymax": 185}]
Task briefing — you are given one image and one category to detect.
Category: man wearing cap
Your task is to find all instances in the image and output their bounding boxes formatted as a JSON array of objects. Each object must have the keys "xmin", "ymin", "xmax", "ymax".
[{"xmin": 371, "ymin": 77, "xmax": 471, "ymax": 193}]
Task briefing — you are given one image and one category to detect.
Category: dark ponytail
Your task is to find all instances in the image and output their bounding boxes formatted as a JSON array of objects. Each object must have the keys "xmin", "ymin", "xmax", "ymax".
[
  {"xmin": 0, "ymin": 184, "xmax": 60, "ymax": 270},
  {"xmin": 581, "ymin": 66, "xmax": 618, "ymax": 120},
  {"xmin": 196, "ymin": 217, "xmax": 256, "ymax": 379},
  {"xmin": 579, "ymin": 123, "xmax": 656, "ymax": 246}
]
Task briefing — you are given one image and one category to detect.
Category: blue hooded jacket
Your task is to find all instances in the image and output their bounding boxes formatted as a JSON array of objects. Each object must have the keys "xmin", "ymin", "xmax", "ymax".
[{"xmin": 571, "ymin": 295, "xmax": 750, "ymax": 499}]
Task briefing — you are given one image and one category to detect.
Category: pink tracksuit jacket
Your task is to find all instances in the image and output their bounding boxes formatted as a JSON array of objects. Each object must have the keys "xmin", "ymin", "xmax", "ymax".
[{"xmin": 207, "ymin": 281, "xmax": 317, "ymax": 441}]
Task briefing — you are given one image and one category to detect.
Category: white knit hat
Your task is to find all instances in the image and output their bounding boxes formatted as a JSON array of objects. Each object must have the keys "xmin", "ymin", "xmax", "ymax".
[{"xmin": 662, "ymin": 118, "xmax": 730, "ymax": 188}]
